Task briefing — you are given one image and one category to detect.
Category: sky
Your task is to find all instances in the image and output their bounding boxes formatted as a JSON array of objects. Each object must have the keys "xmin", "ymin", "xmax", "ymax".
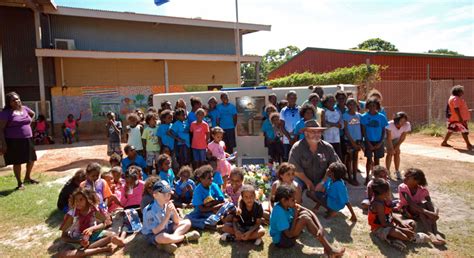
[{"xmin": 54, "ymin": 0, "xmax": 474, "ymax": 56}]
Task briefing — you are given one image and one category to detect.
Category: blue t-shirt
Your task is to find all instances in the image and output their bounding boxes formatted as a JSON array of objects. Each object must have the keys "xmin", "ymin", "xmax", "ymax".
[
  {"xmin": 361, "ymin": 112, "xmax": 388, "ymax": 142},
  {"xmin": 213, "ymin": 172, "xmax": 224, "ymax": 186},
  {"xmin": 170, "ymin": 120, "xmax": 190, "ymax": 147},
  {"xmin": 122, "ymin": 155, "xmax": 147, "ymax": 175},
  {"xmin": 293, "ymin": 118, "xmax": 306, "ymax": 140},
  {"xmin": 187, "ymin": 111, "xmax": 197, "ymax": 126},
  {"xmin": 159, "ymin": 169, "xmax": 175, "ymax": 188},
  {"xmin": 208, "ymin": 109, "xmax": 220, "ymax": 128},
  {"xmin": 141, "ymin": 200, "xmax": 173, "ymax": 235},
  {"xmin": 342, "ymin": 112, "xmax": 362, "ymax": 141},
  {"xmin": 216, "ymin": 103, "xmax": 237, "ymax": 129},
  {"xmin": 261, "ymin": 119, "xmax": 275, "ymax": 140},
  {"xmin": 192, "ymin": 182, "xmax": 225, "ymax": 211},
  {"xmin": 269, "ymin": 203, "xmax": 294, "ymax": 244},
  {"xmin": 325, "ymin": 178, "xmax": 349, "ymax": 212},
  {"xmin": 157, "ymin": 123, "xmax": 175, "ymax": 150},
  {"xmin": 175, "ymin": 178, "xmax": 196, "ymax": 201}
]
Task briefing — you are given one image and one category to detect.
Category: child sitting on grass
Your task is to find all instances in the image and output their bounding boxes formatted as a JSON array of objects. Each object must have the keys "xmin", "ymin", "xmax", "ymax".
[
  {"xmin": 101, "ymin": 170, "xmax": 122, "ymax": 213},
  {"xmin": 57, "ymin": 169, "xmax": 86, "ymax": 213},
  {"xmin": 397, "ymin": 168, "xmax": 446, "ymax": 245},
  {"xmin": 269, "ymin": 184, "xmax": 345, "ymax": 257},
  {"xmin": 186, "ymin": 165, "xmax": 225, "ymax": 229},
  {"xmin": 307, "ymin": 162, "xmax": 357, "ymax": 221},
  {"xmin": 224, "ymin": 167, "xmax": 244, "ymax": 206},
  {"xmin": 361, "ymin": 165, "xmax": 389, "ymax": 210},
  {"xmin": 80, "ymin": 163, "xmax": 112, "ymax": 212},
  {"xmin": 220, "ymin": 184, "xmax": 266, "ymax": 245},
  {"xmin": 156, "ymin": 154, "xmax": 175, "ymax": 189},
  {"xmin": 368, "ymin": 178, "xmax": 432, "ymax": 251},
  {"xmin": 122, "ymin": 145, "xmax": 147, "ymax": 179},
  {"xmin": 120, "ymin": 168, "xmax": 144, "ymax": 210},
  {"xmin": 141, "ymin": 176, "xmax": 159, "ymax": 211},
  {"xmin": 141, "ymin": 180, "xmax": 200, "ymax": 255},
  {"xmin": 270, "ymin": 162, "xmax": 302, "ymax": 207},
  {"xmin": 60, "ymin": 188, "xmax": 124, "ymax": 257},
  {"xmin": 109, "ymin": 153, "xmax": 122, "ymax": 168},
  {"xmin": 174, "ymin": 166, "xmax": 196, "ymax": 208}
]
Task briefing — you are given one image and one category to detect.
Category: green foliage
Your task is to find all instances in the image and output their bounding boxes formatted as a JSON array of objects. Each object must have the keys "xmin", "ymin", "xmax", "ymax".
[
  {"xmin": 353, "ymin": 38, "xmax": 398, "ymax": 51},
  {"xmin": 412, "ymin": 123, "xmax": 447, "ymax": 137},
  {"xmin": 264, "ymin": 64, "xmax": 382, "ymax": 87},
  {"xmin": 427, "ymin": 49, "xmax": 463, "ymax": 56}
]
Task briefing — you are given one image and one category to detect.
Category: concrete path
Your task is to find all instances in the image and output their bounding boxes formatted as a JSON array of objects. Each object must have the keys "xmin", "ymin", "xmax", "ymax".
[{"xmin": 401, "ymin": 142, "xmax": 474, "ymax": 163}]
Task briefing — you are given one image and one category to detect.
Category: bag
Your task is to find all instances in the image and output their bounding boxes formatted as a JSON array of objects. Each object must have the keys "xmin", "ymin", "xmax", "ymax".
[
  {"xmin": 123, "ymin": 208, "xmax": 142, "ymax": 233},
  {"xmin": 205, "ymin": 202, "xmax": 236, "ymax": 226}
]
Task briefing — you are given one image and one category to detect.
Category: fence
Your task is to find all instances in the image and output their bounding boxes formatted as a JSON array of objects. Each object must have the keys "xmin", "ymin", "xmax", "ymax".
[{"xmin": 371, "ymin": 79, "xmax": 474, "ymax": 125}]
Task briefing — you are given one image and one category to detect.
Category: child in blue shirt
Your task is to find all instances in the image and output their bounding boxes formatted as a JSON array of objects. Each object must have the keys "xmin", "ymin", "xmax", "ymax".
[
  {"xmin": 156, "ymin": 154, "xmax": 175, "ymax": 189},
  {"xmin": 122, "ymin": 144, "xmax": 147, "ymax": 179},
  {"xmin": 361, "ymin": 97, "xmax": 388, "ymax": 185},
  {"xmin": 262, "ymin": 111, "xmax": 284, "ymax": 164},
  {"xmin": 174, "ymin": 165, "xmax": 196, "ymax": 207},
  {"xmin": 308, "ymin": 162, "xmax": 357, "ymax": 221},
  {"xmin": 157, "ymin": 110, "xmax": 174, "ymax": 155},
  {"xmin": 207, "ymin": 97, "xmax": 220, "ymax": 128},
  {"xmin": 217, "ymin": 93, "xmax": 237, "ymax": 153},
  {"xmin": 169, "ymin": 108, "xmax": 191, "ymax": 167},
  {"xmin": 293, "ymin": 103, "xmax": 317, "ymax": 140},
  {"xmin": 343, "ymin": 98, "xmax": 363, "ymax": 185},
  {"xmin": 185, "ymin": 165, "xmax": 225, "ymax": 229},
  {"xmin": 269, "ymin": 184, "xmax": 345, "ymax": 256}
]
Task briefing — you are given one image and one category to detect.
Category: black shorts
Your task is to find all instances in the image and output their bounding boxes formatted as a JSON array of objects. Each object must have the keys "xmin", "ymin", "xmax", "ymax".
[
  {"xmin": 223, "ymin": 128, "xmax": 236, "ymax": 149},
  {"xmin": 364, "ymin": 141, "xmax": 385, "ymax": 159},
  {"xmin": 276, "ymin": 233, "xmax": 296, "ymax": 248},
  {"xmin": 5, "ymin": 138, "xmax": 37, "ymax": 165}
]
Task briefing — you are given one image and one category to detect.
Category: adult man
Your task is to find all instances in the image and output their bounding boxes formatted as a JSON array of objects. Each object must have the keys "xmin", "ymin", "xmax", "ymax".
[
  {"xmin": 288, "ymin": 120, "xmax": 341, "ymax": 191},
  {"xmin": 279, "ymin": 91, "xmax": 301, "ymax": 161}
]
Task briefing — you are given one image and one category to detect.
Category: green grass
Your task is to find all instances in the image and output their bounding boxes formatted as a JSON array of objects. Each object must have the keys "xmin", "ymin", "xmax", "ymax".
[{"xmin": 412, "ymin": 122, "xmax": 474, "ymax": 137}]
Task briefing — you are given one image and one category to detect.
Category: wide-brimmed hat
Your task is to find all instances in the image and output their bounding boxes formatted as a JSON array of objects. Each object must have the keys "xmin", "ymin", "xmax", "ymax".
[{"xmin": 303, "ymin": 119, "xmax": 327, "ymax": 131}]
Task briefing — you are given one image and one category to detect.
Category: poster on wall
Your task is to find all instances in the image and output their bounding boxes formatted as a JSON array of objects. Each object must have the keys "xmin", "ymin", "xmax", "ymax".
[{"xmin": 235, "ymin": 96, "xmax": 265, "ymax": 136}]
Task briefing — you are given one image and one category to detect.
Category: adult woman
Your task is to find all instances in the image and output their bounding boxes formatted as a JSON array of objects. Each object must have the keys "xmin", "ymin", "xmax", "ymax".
[
  {"xmin": 0, "ymin": 92, "xmax": 38, "ymax": 190},
  {"xmin": 385, "ymin": 112, "xmax": 411, "ymax": 180}
]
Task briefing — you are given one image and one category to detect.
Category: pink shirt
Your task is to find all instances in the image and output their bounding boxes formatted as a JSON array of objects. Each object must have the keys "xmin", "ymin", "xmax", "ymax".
[
  {"xmin": 208, "ymin": 141, "xmax": 232, "ymax": 176},
  {"xmin": 190, "ymin": 121, "xmax": 209, "ymax": 149},
  {"xmin": 120, "ymin": 180, "xmax": 145, "ymax": 208},
  {"xmin": 225, "ymin": 185, "xmax": 242, "ymax": 205},
  {"xmin": 64, "ymin": 119, "xmax": 77, "ymax": 130},
  {"xmin": 448, "ymin": 95, "xmax": 470, "ymax": 122},
  {"xmin": 397, "ymin": 183, "xmax": 429, "ymax": 209},
  {"xmin": 36, "ymin": 120, "xmax": 47, "ymax": 133}
]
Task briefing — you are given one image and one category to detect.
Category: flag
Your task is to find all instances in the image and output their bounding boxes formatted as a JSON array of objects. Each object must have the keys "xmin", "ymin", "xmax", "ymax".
[{"xmin": 154, "ymin": 0, "xmax": 169, "ymax": 6}]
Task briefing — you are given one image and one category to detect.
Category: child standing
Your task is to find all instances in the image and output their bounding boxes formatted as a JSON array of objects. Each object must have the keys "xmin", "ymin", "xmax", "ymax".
[
  {"xmin": 126, "ymin": 113, "xmax": 144, "ymax": 156},
  {"xmin": 217, "ymin": 93, "xmax": 238, "ymax": 153},
  {"xmin": 157, "ymin": 110, "xmax": 175, "ymax": 155},
  {"xmin": 307, "ymin": 163, "xmax": 357, "ymax": 221},
  {"xmin": 208, "ymin": 127, "xmax": 233, "ymax": 188},
  {"xmin": 441, "ymin": 85, "xmax": 472, "ymax": 150},
  {"xmin": 106, "ymin": 112, "xmax": 122, "ymax": 157},
  {"xmin": 157, "ymin": 154, "xmax": 176, "ymax": 188},
  {"xmin": 190, "ymin": 108, "xmax": 210, "ymax": 168},
  {"xmin": 293, "ymin": 104, "xmax": 317, "ymax": 140},
  {"xmin": 269, "ymin": 184, "xmax": 345, "ymax": 256},
  {"xmin": 169, "ymin": 108, "xmax": 191, "ymax": 167},
  {"xmin": 270, "ymin": 163, "xmax": 302, "ymax": 206},
  {"xmin": 385, "ymin": 112, "xmax": 411, "ymax": 180},
  {"xmin": 397, "ymin": 168, "xmax": 445, "ymax": 245},
  {"xmin": 321, "ymin": 94, "xmax": 342, "ymax": 159},
  {"xmin": 343, "ymin": 98, "xmax": 363, "ymax": 185},
  {"xmin": 57, "ymin": 169, "xmax": 86, "ymax": 213},
  {"xmin": 221, "ymin": 184, "xmax": 266, "ymax": 245},
  {"xmin": 207, "ymin": 97, "xmax": 220, "ymax": 128},
  {"xmin": 141, "ymin": 180, "xmax": 200, "ymax": 254},
  {"xmin": 142, "ymin": 112, "xmax": 160, "ymax": 175},
  {"xmin": 361, "ymin": 97, "xmax": 388, "ymax": 185},
  {"xmin": 175, "ymin": 166, "xmax": 196, "ymax": 207},
  {"xmin": 225, "ymin": 167, "xmax": 244, "ymax": 205},
  {"xmin": 188, "ymin": 96, "xmax": 202, "ymax": 125},
  {"xmin": 186, "ymin": 165, "xmax": 225, "ymax": 229},
  {"xmin": 80, "ymin": 163, "xmax": 112, "ymax": 212},
  {"xmin": 261, "ymin": 106, "xmax": 283, "ymax": 163}
]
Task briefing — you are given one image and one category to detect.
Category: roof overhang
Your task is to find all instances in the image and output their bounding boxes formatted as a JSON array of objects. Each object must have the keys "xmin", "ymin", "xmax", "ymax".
[
  {"xmin": 0, "ymin": 0, "xmax": 57, "ymax": 11},
  {"xmin": 43, "ymin": 6, "xmax": 271, "ymax": 34},
  {"xmin": 35, "ymin": 49, "xmax": 262, "ymax": 63}
]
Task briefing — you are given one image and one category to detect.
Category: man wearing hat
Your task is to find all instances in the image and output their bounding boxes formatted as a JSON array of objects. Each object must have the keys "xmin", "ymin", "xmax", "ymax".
[
  {"xmin": 141, "ymin": 180, "xmax": 200, "ymax": 254},
  {"xmin": 288, "ymin": 120, "xmax": 341, "ymax": 192}
]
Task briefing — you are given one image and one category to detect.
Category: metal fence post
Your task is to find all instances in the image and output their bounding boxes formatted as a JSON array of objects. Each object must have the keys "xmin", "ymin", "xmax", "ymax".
[{"xmin": 427, "ymin": 64, "xmax": 432, "ymax": 125}]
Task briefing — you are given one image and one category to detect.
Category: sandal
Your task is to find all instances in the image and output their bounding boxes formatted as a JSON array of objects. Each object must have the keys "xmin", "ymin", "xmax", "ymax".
[
  {"xmin": 15, "ymin": 184, "xmax": 25, "ymax": 190},
  {"xmin": 24, "ymin": 179, "xmax": 40, "ymax": 184}
]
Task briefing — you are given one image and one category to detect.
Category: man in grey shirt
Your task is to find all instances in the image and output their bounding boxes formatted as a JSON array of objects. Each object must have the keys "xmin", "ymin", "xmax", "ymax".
[{"xmin": 288, "ymin": 120, "xmax": 341, "ymax": 191}]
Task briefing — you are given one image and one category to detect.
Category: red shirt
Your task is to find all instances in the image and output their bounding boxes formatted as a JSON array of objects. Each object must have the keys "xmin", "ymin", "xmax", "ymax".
[{"xmin": 190, "ymin": 121, "xmax": 210, "ymax": 149}]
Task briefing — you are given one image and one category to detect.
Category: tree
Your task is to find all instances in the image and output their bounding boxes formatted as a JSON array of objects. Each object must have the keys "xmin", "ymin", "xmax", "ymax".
[
  {"xmin": 427, "ymin": 49, "xmax": 463, "ymax": 56},
  {"xmin": 353, "ymin": 38, "xmax": 398, "ymax": 51}
]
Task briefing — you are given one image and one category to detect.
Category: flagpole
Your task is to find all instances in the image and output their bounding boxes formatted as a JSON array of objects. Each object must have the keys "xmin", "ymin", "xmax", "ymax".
[{"xmin": 234, "ymin": 0, "xmax": 241, "ymax": 87}]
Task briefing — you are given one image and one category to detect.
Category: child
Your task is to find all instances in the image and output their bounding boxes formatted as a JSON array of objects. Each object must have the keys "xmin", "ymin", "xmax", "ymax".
[
  {"xmin": 188, "ymin": 96, "xmax": 202, "ymax": 125},
  {"xmin": 221, "ymin": 184, "xmax": 266, "ymax": 245},
  {"xmin": 141, "ymin": 180, "xmax": 200, "ymax": 254},
  {"xmin": 369, "ymin": 179, "xmax": 431, "ymax": 251},
  {"xmin": 63, "ymin": 112, "xmax": 82, "ymax": 144},
  {"xmin": 308, "ymin": 163, "xmax": 357, "ymax": 221},
  {"xmin": 360, "ymin": 89, "xmax": 387, "ymax": 117},
  {"xmin": 207, "ymin": 96, "xmax": 220, "ymax": 128},
  {"xmin": 263, "ymin": 93, "xmax": 278, "ymax": 118},
  {"xmin": 135, "ymin": 108, "xmax": 146, "ymax": 127},
  {"xmin": 335, "ymin": 91, "xmax": 348, "ymax": 166},
  {"xmin": 109, "ymin": 153, "xmax": 122, "ymax": 168},
  {"xmin": 122, "ymin": 145, "xmax": 147, "ymax": 178},
  {"xmin": 321, "ymin": 94, "xmax": 342, "ymax": 159},
  {"xmin": 208, "ymin": 157, "xmax": 224, "ymax": 189},
  {"xmin": 59, "ymin": 188, "xmax": 124, "ymax": 257},
  {"xmin": 441, "ymin": 85, "xmax": 472, "ymax": 150},
  {"xmin": 208, "ymin": 127, "xmax": 233, "ymax": 188},
  {"xmin": 217, "ymin": 92, "xmax": 238, "ymax": 153},
  {"xmin": 385, "ymin": 112, "xmax": 411, "ymax": 180},
  {"xmin": 277, "ymin": 99, "xmax": 288, "ymax": 112},
  {"xmin": 343, "ymin": 98, "xmax": 363, "ymax": 185},
  {"xmin": 120, "ymin": 169, "xmax": 145, "ymax": 209},
  {"xmin": 169, "ymin": 108, "xmax": 191, "ymax": 167},
  {"xmin": 106, "ymin": 112, "xmax": 122, "ymax": 157},
  {"xmin": 294, "ymin": 103, "xmax": 317, "ymax": 140},
  {"xmin": 361, "ymin": 165, "xmax": 389, "ymax": 210},
  {"xmin": 270, "ymin": 163, "xmax": 302, "ymax": 207},
  {"xmin": 156, "ymin": 154, "xmax": 175, "ymax": 188},
  {"xmin": 175, "ymin": 98, "xmax": 187, "ymax": 111},
  {"xmin": 225, "ymin": 167, "xmax": 244, "ymax": 205},
  {"xmin": 126, "ymin": 113, "xmax": 144, "ymax": 156},
  {"xmin": 33, "ymin": 114, "xmax": 52, "ymax": 145},
  {"xmin": 102, "ymin": 170, "xmax": 122, "ymax": 213},
  {"xmin": 175, "ymin": 165, "xmax": 196, "ymax": 207},
  {"xmin": 397, "ymin": 168, "xmax": 446, "ymax": 245},
  {"xmin": 186, "ymin": 165, "xmax": 225, "ymax": 229},
  {"xmin": 308, "ymin": 93, "xmax": 324, "ymax": 125},
  {"xmin": 361, "ymin": 97, "xmax": 388, "ymax": 185},
  {"xmin": 269, "ymin": 184, "xmax": 345, "ymax": 256},
  {"xmin": 157, "ymin": 110, "xmax": 175, "ymax": 155},
  {"xmin": 80, "ymin": 163, "xmax": 112, "ymax": 211},
  {"xmin": 268, "ymin": 112, "xmax": 285, "ymax": 163},
  {"xmin": 141, "ymin": 176, "xmax": 159, "ymax": 211},
  {"xmin": 57, "ymin": 169, "xmax": 86, "ymax": 213},
  {"xmin": 142, "ymin": 112, "xmax": 160, "ymax": 175},
  {"xmin": 190, "ymin": 108, "xmax": 210, "ymax": 168}
]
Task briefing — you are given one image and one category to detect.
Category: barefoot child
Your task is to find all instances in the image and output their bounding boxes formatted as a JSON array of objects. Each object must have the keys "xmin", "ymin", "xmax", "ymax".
[
  {"xmin": 321, "ymin": 94, "xmax": 343, "ymax": 159},
  {"xmin": 307, "ymin": 163, "xmax": 357, "ymax": 221},
  {"xmin": 141, "ymin": 180, "xmax": 200, "ymax": 254},
  {"xmin": 361, "ymin": 165, "xmax": 389, "ymax": 210},
  {"xmin": 169, "ymin": 108, "xmax": 191, "ymax": 167},
  {"xmin": 207, "ymin": 96, "xmax": 220, "ymax": 128},
  {"xmin": 441, "ymin": 85, "xmax": 472, "ymax": 151},
  {"xmin": 156, "ymin": 154, "xmax": 175, "ymax": 188},
  {"xmin": 224, "ymin": 167, "xmax": 244, "ymax": 206},
  {"xmin": 190, "ymin": 108, "xmax": 210, "ymax": 168},
  {"xmin": 208, "ymin": 127, "xmax": 232, "ymax": 188},
  {"xmin": 343, "ymin": 98, "xmax": 363, "ymax": 185},
  {"xmin": 221, "ymin": 184, "xmax": 266, "ymax": 245},
  {"xmin": 157, "ymin": 110, "xmax": 175, "ymax": 155},
  {"xmin": 385, "ymin": 112, "xmax": 411, "ymax": 180},
  {"xmin": 122, "ymin": 145, "xmax": 147, "ymax": 179},
  {"xmin": 397, "ymin": 168, "xmax": 446, "ymax": 245},
  {"xmin": 58, "ymin": 169, "xmax": 86, "ymax": 213},
  {"xmin": 120, "ymin": 169, "xmax": 144, "ymax": 209},
  {"xmin": 142, "ymin": 112, "xmax": 160, "ymax": 175},
  {"xmin": 270, "ymin": 162, "xmax": 302, "ymax": 207},
  {"xmin": 141, "ymin": 176, "xmax": 159, "ymax": 211},
  {"xmin": 269, "ymin": 184, "xmax": 345, "ymax": 256},
  {"xmin": 106, "ymin": 112, "xmax": 122, "ymax": 157},
  {"xmin": 101, "ymin": 171, "xmax": 122, "ymax": 213},
  {"xmin": 125, "ymin": 113, "xmax": 144, "ymax": 156},
  {"xmin": 80, "ymin": 163, "xmax": 112, "ymax": 212},
  {"xmin": 175, "ymin": 166, "xmax": 196, "ymax": 207}
]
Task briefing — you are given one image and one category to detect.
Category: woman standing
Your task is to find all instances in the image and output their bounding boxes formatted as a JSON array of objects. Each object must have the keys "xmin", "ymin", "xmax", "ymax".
[
  {"xmin": 385, "ymin": 112, "xmax": 411, "ymax": 180},
  {"xmin": 0, "ymin": 92, "xmax": 38, "ymax": 190}
]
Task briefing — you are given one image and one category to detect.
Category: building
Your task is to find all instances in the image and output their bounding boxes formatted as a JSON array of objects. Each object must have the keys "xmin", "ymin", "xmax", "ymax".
[{"xmin": 0, "ymin": 0, "xmax": 270, "ymax": 133}]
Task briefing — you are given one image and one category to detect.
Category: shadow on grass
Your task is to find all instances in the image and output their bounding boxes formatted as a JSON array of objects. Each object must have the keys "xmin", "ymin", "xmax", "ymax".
[
  {"xmin": 123, "ymin": 233, "xmax": 173, "ymax": 258},
  {"xmin": 0, "ymin": 188, "xmax": 16, "ymax": 197},
  {"xmin": 46, "ymin": 159, "xmax": 109, "ymax": 172},
  {"xmin": 268, "ymin": 242, "xmax": 318, "ymax": 257},
  {"xmin": 46, "ymin": 208, "xmax": 64, "ymax": 228},
  {"xmin": 215, "ymin": 238, "xmax": 264, "ymax": 258}
]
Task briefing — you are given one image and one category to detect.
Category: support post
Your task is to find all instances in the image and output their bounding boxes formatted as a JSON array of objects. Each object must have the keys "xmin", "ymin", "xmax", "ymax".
[
  {"xmin": 427, "ymin": 64, "xmax": 432, "ymax": 125},
  {"xmin": 255, "ymin": 61, "xmax": 260, "ymax": 85},
  {"xmin": 164, "ymin": 60, "xmax": 169, "ymax": 93},
  {"xmin": 234, "ymin": 0, "xmax": 241, "ymax": 87},
  {"xmin": 34, "ymin": 10, "xmax": 46, "ymax": 116}
]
